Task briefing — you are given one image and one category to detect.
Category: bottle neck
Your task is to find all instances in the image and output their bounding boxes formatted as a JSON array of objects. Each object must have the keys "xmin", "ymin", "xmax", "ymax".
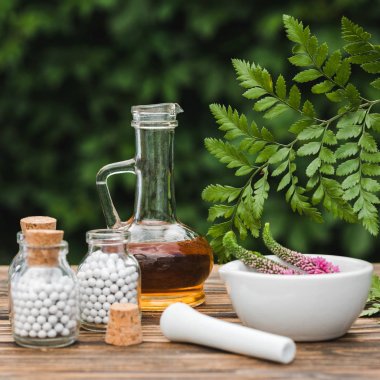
[{"xmin": 133, "ymin": 128, "xmax": 176, "ymax": 223}]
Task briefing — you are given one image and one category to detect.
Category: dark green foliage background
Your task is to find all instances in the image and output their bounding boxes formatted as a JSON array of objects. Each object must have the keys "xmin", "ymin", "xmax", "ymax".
[{"xmin": 0, "ymin": 0, "xmax": 379, "ymax": 264}]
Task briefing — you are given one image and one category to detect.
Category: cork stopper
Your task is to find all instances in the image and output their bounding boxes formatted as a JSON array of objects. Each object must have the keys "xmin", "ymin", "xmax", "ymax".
[
  {"xmin": 25, "ymin": 229, "xmax": 64, "ymax": 267},
  {"xmin": 20, "ymin": 216, "xmax": 57, "ymax": 234},
  {"xmin": 105, "ymin": 303, "xmax": 142, "ymax": 346}
]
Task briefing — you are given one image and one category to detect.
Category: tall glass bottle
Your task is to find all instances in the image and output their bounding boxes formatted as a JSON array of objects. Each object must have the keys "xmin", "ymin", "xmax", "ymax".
[{"xmin": 96, "ymin": 103, "xmax": 213, "ymax": 310}]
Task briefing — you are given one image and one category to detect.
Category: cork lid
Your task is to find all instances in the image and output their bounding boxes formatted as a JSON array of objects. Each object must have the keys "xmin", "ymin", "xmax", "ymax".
[
  {"xmin": 24, "ymin": 229, "xmax": 64, "ymax": 267},
  {"xmin": 20, "ymin": 216, "xmax": 57, "ymax": 234}
]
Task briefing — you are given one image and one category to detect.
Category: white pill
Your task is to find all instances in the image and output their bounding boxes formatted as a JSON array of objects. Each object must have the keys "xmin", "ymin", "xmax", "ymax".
[
  {"xmin": 64, "ymin": 305, "xmax": 72, "ymax": 314},
  {"xmin": 116, "ymin": 278, "xmax": 124, "ymax": 287},
  {"xmin": 47, "ymin": 330, "xmax": 57, "ymax": 338},
  {"xmin": 130, "ymin": 297, "xmax": 137, "ymax": 304},
  {"xmin": 77, "ymin": 272, "xmax": 85, "ymax": 280},
  {"xmin": 43, "ymin": 322, "xmax": 52, "ymax": 331},
  {"xmin": 31, "ymin": 308, "xmax": 39, "ymax": 317},
  {"xmin": 26, "ymin": 300, "xmax": 34, "ymax": 309},
  {"xmin": 38, "ymin": 291, "xmax": 47, "ymax": 300},
  {"xmin": 93, "ymin": 268, "xmax": 101, "ymax": 278},
  {"xmin": 67, "ymin": 320, "xmax": 77, "ymax": 329},
  {"xmin": 104, "ymin": 279, "xmax": 112, "ymax": 287},
  {"xmin": 50, "ymin": 292, "xmax": 59, "ymax": 301},
  {"xmin": 115, "ymin": 291, "xmax": 123, "ymax": 300},
  {"xmin": 45, "ymin": 284, "xmax": 53, "ymax": 293},
  {"xmin": 23, "ymin": 322, "xmax": 32, "ymax": 331},
  {"xmin": 20, "ymin": 330, "xmax": 28, "ymax": 337},
  {"xmin": 106, "ymin": 295, "xmax": 115, "ymax": 303},
  {"xmin": 37, "ymin": 315, "xmax": 46, "ymax": 324},
  {"xmin": 82, "ymin": 308, "xmax": 90, "ymax": 316},
  {"xmin": 120, "ymin": 298, "xmax": 128, "ymax": 304},
  {"xmin": 127, "ymin": 291, "xmax": 133, "ymax": 299},
  {"xmin": 89, "ymin": 261, "xmax": 98, "ymax": 270},
  {"xmin": 57, "ymin": 301, "xmax": 65, "ymax": 310},
  {"xmin": 49, "ymin": 305, "xmax": 58, "ymax": 314},
  {"xmin": 29, "ymin": 330, "xmax": 37, "ymax": 338},
  {"xmin": 89, "ymin": 294, "xmax": 97, "ymax": 303},
  {"xmin": 48, "ymin": 315, "xmax": 58, "ymax": 324},
  {"xmin": 118, "ymin": 269, "xmax": 127, "ymax": 278},
  {"xmin": 110, "ymin": 284, "xmax": 118, "ymax": 294},
  {"xmin": 56, "ymin": 310, "xmax": 63, "ymax": 319},
  {"xmin": 40, "ymin": 307, "xmax": 49, "ymax": 316},
  {"xmin": 126, "ymin": 266, "xmax": 136, "ymax": 275},
  {"xmin": 59, "ymin": 292, "xmax": 68, "ymax": 301},
  {"xmin": 62, "ymin": 328, "xmax": 70, "ymax": 336},
  {"xmin": 109, "ymin": 253, "xmax": 118, "ymax": 261},
  {"xmin": 90, "ymin": 309, "xmax": 97, "ymax": 317},
  {"xmin": 34, "ymin": 300, "xmax": 43, "ymax": 308},
  {"xmin": 119, "ymin": 285, "xmax": 128, "ymax": 294},
  {"xmin": 102, "ymin": 287, "xmax": 111, "ymax": 296},
  {"xmin": 22, "ymin": 308, "xmax": 31, "ymax": 316},
  {"xmin": 55, "ymin": 323, "xmax": 64, "ymax": 333},
  {"xmin": 85, "ymin": 288, "xmax": 92, "ymax": 295},
  {"xmin": 38, "ymin": 330, "xmax": 47, "ymax": 338},
  {"xmin": 98, "ymin": 295, "xmax": 106, "ymax": 303},
  {"xmin": 27, "ymin": 316, "xmax": 35, "ymax": 324},
  {"xmin": 129, "ymin": 282, "xmax": 137, "ymax": 290},
  {"xmin": 94, "ymin": 316, "xmax": 102, "ymax": 324},
  {"xmin": 19, "ymin": 315, "xmax": 27, "ymax": 323},
  {"xmin": 95, "ymin": 279, "xmax": 104, "ymax": 288},
  {"xmin": 101, "ymin": 269, "xmax": 109, "ymax": 280},
  {"xmin": 110, "ymin": 273, "xmax": 118, "ymax": 282},
  {"xmin": 32, "ymin": 323, "xmax": 41, "ymax": 331},
  {"xmin": 102, "ymin": 317, "xmax": 109, "ymax": 324},
  {"xmin": 98, "ymin": 309, "xmax": 107, "ymax": 318},
  {"xmin": 125, "ymin": 276, "xmax": 132, "ymax": 284},
  {"xmin": 86, "ymin": 316, "xmax": 94, "ymax": 323},
  {"xmin": 43, "ymin": 298, "xmax": 52, "ymax": 308},
  {"xmin": 103, "ymin": 302, "xmax": 111, "ymax": 311},
  {"xmin": 131, "ymin": 289, "xmax": 137, "ymax": 297},
  {"xmin": 54, "ymin": 283, "xmax": 63, "ymax": 292},
  {"xmin": 29, "ymin": 292, "xmax": 38, "ymax": 301},
  {"xmin": 61, "ymin": 315, "xmax": 69, "ymax": 324},
  {"xmin": 131, "ymin": 273, "xmax": 139, "ymax": 281},
  {"xmin": 94, "ymin": 302, "xmax": 102, "ymax": 310},
  {"xmin": 81, "ymin": 294, "xmax": 89, "ymax": 302},
  {"xmin": 88, "ymin": 278, "xmax": 96, "ymax": 287},
  {"xmin": 93, "ymin": 288, "xmax": 102, "ymax": 296}
]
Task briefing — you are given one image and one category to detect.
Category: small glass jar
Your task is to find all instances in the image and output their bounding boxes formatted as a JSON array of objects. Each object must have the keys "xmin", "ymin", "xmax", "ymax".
[
  {"xmin": 77, "ymin": 229, "xmax": 140, "ymax": 332},
  {"xmin": 10, "ymin": 239, "xmax": 79, "ymax": 348}
]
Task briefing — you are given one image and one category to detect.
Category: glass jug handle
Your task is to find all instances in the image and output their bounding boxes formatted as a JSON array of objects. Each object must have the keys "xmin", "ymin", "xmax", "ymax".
[{"xmin": 96, "ymin": 159, "xmax": 136, "ymax": 229}]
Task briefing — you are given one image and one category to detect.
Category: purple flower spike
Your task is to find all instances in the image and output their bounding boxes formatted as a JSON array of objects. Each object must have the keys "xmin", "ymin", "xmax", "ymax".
[
  {"xmin": 223, "ymin": 231, "xmax": 301, "ymax": 275},
  {"xmin": 263, "ymin": 223, "xmax": 340, "ymax": 274}
]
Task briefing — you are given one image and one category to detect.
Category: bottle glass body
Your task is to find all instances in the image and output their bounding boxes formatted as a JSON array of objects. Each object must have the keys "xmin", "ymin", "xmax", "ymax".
[
  {"xmin": 77, "ymin": 229, "xmax": 140, "ymax": 332},
  {"xmin": 10, "ymin": 241, "xmax": 79, "ymax": 348},
  {"xmin": 97, "ymin": 104, "xmax": 214, "ymax": 310}
]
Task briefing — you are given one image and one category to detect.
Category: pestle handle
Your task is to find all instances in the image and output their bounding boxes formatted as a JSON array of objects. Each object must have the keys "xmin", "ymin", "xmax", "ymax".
[{"xmin": 160, "ymin": 303, "xmax": 296, "ymax": 364}]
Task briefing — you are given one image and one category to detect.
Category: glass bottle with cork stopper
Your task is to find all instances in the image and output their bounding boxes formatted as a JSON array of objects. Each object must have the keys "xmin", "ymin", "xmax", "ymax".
[
  {"xmin": 96, "ymin": 103, "xmax": 214, "ymax": 310},
  {"xmin": 77, "ymin": 229, "xmax": 140, "ymax": 332},
  {"xmin": 8, "ymin": 216, "xmax": 57, "ymax": 322},
  {"xmin": 10, "ymin": 230, "xmax": 79, "ymax": 348}
]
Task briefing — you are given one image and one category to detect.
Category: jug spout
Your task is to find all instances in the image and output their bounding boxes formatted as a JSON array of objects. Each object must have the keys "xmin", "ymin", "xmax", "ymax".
[{"xmin": 131, "ymin": 103, "xmax": 183, "ymax": 128}]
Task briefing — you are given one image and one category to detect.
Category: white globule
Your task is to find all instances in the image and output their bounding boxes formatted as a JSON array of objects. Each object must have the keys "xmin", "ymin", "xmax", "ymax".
[
  {"xmin": 78, "ymin": 250, "xmax": 139, "ymax": 326},
  {"xmin": 12, "ymin": 270, "xmax": 78, "ymax": 340}
]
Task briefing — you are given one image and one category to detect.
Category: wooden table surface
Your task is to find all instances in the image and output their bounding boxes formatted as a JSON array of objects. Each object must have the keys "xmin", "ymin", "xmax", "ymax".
[{"xmin": 1, "ymin": 265, "xmax": 380, "ymax": 380}]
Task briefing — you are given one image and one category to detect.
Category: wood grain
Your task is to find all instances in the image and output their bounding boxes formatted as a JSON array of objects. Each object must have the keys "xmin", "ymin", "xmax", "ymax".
[{"xmin": 0, "ymin": 265, "xmax": 379, "ymax": 380}]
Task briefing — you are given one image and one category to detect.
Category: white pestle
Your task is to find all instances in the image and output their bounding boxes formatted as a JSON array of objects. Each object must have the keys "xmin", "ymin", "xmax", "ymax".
[{"xmin": 160, "ymin": 303, "xmax": 296, "ymax": 364}]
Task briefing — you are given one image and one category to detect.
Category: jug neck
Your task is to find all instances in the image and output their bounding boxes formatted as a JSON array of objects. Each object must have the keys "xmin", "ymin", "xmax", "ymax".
[{"xmin": 134, "ymin": 128, "xmax": 176, "ymax": 223}]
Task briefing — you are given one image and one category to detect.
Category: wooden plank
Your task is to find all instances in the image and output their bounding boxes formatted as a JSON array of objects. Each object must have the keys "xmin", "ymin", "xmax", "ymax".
[{"xmin": 0, "ymin": 265, "xmax": 379, "ymax": 379}]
